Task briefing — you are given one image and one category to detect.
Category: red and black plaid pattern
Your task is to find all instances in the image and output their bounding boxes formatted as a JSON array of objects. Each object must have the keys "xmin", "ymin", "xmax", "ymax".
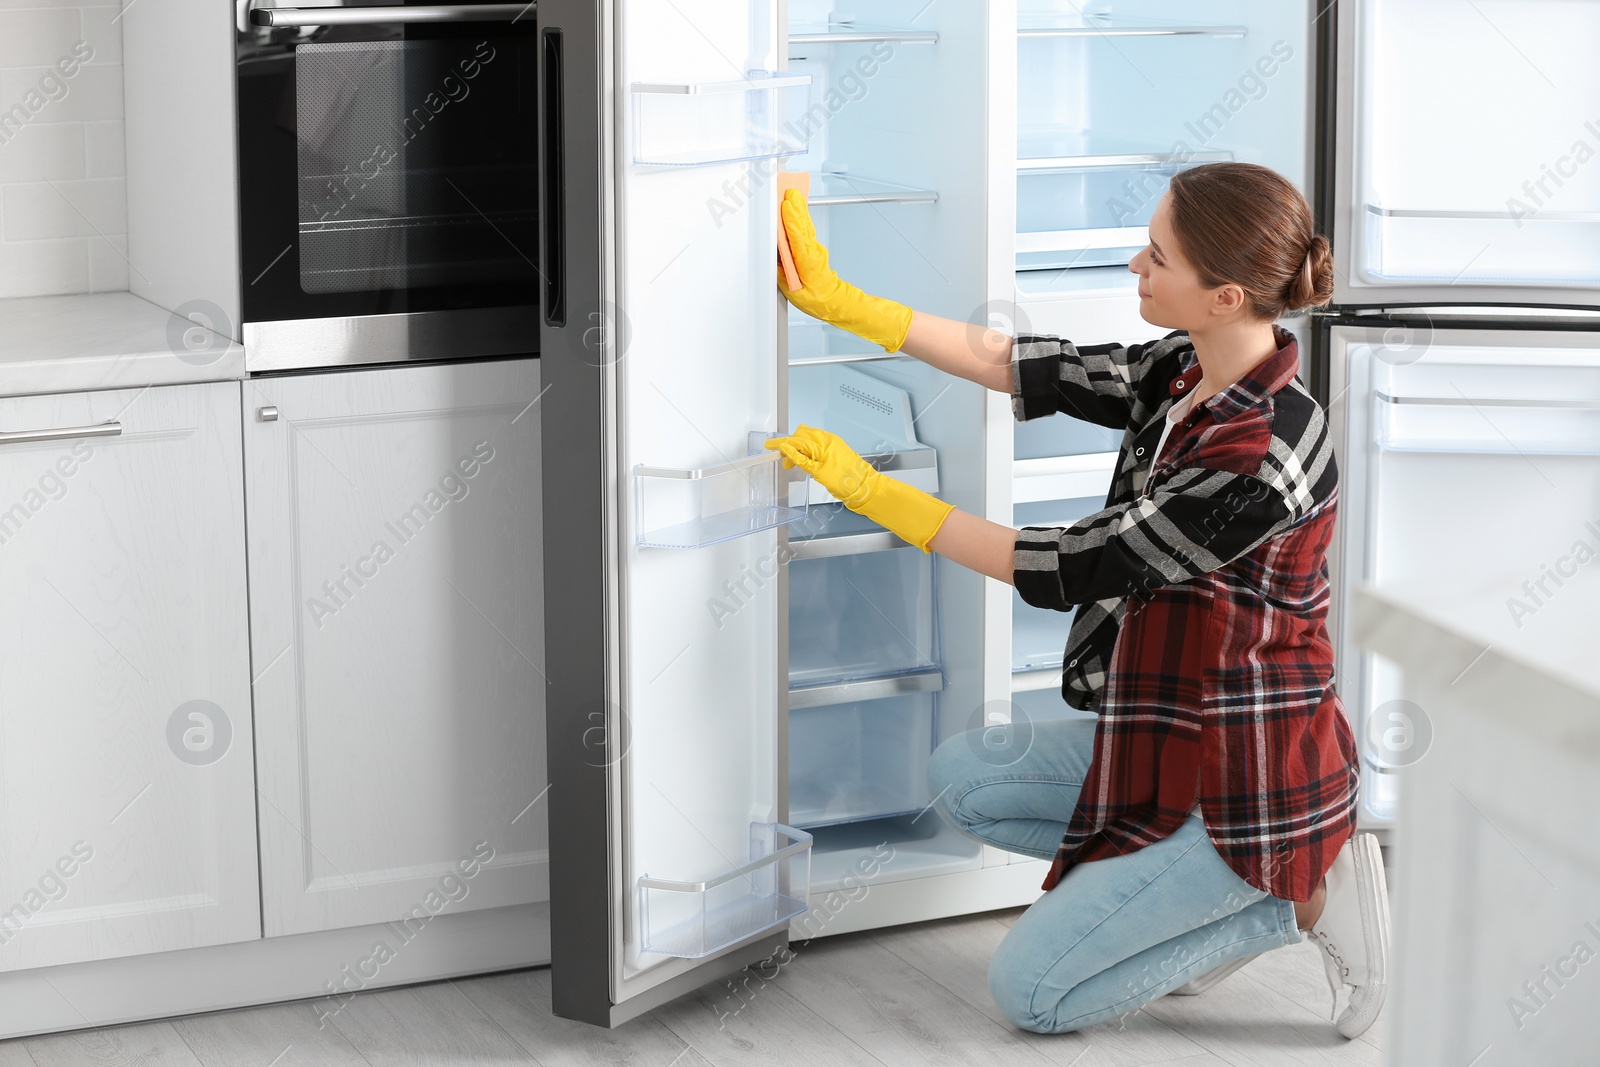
[{"xmin": 1010, "ymin": 325, "xmax": 1359, "ymax": 903}]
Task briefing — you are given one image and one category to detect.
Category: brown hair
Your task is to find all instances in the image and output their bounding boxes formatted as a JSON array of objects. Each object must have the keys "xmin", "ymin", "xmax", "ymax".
[{"xmin": 1165, "ymin": 162, "xmax": 1334, "ymax": 319}]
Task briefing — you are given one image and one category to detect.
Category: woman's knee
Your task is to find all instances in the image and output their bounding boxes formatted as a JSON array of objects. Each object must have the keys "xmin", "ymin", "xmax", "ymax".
[
  {"xmin": 925, "ymin": 731, "xmax": 978, "ymax": 811},
  {"xmin": 988, "ymin": 934, "xmax": 1077, "ymax": 1034}
]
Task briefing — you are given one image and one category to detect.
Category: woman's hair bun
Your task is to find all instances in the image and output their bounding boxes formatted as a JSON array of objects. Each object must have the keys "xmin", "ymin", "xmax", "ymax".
[{"xmin": 1285, "ymin": 233, "xmax": 1334, "ymax": 312}]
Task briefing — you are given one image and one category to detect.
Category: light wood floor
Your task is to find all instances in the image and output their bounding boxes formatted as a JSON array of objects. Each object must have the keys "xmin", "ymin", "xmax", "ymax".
[{"xmin": 0, "ymin": 905, "xmax": 1388, "ymax": 1067}]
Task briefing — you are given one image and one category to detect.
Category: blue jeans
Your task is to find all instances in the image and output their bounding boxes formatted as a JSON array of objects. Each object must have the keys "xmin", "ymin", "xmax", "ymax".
[{"xmin": 925, "ymin": 716, "xmax": 1303, "ymax": 1034}]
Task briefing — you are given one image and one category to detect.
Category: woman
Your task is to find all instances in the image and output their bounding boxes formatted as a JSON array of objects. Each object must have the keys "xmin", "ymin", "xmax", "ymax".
[{"xmin": 766, "ymin": 162, "xmax": 1390, "ymax": 1039}]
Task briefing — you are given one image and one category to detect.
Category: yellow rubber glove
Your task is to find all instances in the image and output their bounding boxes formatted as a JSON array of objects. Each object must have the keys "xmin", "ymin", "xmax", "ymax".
[
  {"xmin": 765, "ymin": 425, "xmax": 954, "ymax": 552},
  {"xmin": 779, "ymin": 188, "xmax": 914, "ymax": 353}
]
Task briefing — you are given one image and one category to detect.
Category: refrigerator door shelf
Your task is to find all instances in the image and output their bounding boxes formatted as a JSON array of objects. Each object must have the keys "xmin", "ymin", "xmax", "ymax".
[
  {"xmin": 1361, "ymin": 204, "xmax": 1600, "ymax": 289},
  {"xmin": 638, "ymin": 823, "xmax": 813, "ymax": 959},
  {"xmin": 1375, "ymin": 393, "xmax": 1600, "ymax": 456},
  {"xmin": 788, "ymin": 545, "xmax": 940, "ymax": 690},
  {"xmin": 631, "ymin": 71, "xmax": 812, "ymax": 167},
  {"xmin": 634, "ymin": 450, "xmax": 811, "ymax": 549},
  {"xmin": 788, "ymin": 691, "xmax": 938, "ymax": 830}
]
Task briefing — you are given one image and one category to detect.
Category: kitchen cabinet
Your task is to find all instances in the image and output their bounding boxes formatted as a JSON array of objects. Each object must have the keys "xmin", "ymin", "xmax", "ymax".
[
  {"xmin": 244, "ymin": 357, "xmax": 548, "ymax": 938},
  {"xmin": 0, "ymin": 381, "xmax": 259, "ymax": 972}
]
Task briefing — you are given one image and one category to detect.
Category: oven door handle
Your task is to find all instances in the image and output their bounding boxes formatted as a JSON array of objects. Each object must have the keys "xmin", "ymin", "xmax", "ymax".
[{"xmin": 249, "ymin": 2, "xmax": 533, "ymax": 27}]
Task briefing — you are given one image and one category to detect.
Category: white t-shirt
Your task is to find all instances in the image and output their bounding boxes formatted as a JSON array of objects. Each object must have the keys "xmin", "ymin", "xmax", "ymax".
[
  {"xmin": 1163, "ymin": 399, "xmax": 1198, "ymax": 821},
  {"xmin": 1151, "ymin": 390, "xmax": 1195, "ymax": 474}
]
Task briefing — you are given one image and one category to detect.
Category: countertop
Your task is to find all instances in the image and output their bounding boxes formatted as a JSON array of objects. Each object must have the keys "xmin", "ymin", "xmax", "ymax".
[
  {"xmin": 1353, "ymin": 562, "xmax": 1600, "ymax": 753},
  {"xmin": 0, "ymin": 292, "xmax": 245, "ymax": 397}
]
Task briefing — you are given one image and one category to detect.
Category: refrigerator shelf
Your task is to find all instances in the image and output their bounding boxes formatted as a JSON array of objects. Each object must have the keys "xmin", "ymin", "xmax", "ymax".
[
  {"xmin": 1013, "ymin": 588, "xmax": 1074, "ymax": 674},
  {"xmin": 1018, "ymin": 128, "xmax": 1233, "ymax": 174},
  {"xmin": 1012, "ymin": 668, "xmax": 1065, "ymax": 693},
  {"xmin": 787, "ymin": 504, "xmax": 913, "ymax": 559},
  {"xmin": 789, "ymin": 665, "xmax": 944, "ymax": 711},
  {"xmin": 631, "ymin": 71, "xmax": 812, "ymax": 167},
  {"xmin": 1015, "ymin": 411, "xmax": 1124, "ymax": 462},
  {"xmin": 804, "ymin": 173, "xmax": 940, "ymax": 207},
  {"xmin": 1013, "ymin": 452, "xmax": 1118, "ymax": 504},
  {"xmin": 789, "ymin": 22, "xmax": 940, "ymax": 46},
  {"xmin": 1018, "ymin": 15, "xmax": 1246, "ymax": 39},
  {"xmin": 638, "ymin": 822, "xmax": 812, "ymax": 959},
  {"xmin": 634, "ymin": 450, "xmax": 810, "ymax": 549}
]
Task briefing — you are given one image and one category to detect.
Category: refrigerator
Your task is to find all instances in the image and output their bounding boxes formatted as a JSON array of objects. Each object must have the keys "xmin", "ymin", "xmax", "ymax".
[{"xmin": 537, "ymin": 0, "xmax": 1600, "ymax": 1030}]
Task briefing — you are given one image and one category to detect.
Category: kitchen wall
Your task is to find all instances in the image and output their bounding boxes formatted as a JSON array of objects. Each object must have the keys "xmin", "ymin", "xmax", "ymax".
[{"xmin": 0, "ymin": 0, "xmax": 126, "ymax": 298}]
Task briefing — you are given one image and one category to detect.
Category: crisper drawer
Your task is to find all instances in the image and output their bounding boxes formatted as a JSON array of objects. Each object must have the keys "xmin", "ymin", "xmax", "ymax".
[
  {"xmin": 788, "ymin": 545, "xmax": 939, "ymax": 688},
  {"xmin": 788, "ymin": 692, "xmax": 937, "ymax": 829}
]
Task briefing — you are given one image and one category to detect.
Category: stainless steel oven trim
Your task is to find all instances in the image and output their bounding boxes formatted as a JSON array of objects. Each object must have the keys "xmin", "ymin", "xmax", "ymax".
[
  {"xmin": 243, "ymin": 306, "xmax": 538, "ymax": 372},
  {"xmin": 248, "ymin": 2, "xmax": 533, "ymax": 27}
]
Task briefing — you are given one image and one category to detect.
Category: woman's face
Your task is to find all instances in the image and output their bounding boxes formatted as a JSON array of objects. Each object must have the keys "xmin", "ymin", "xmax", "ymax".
[{"xmin": 1129, "ymin": 193, "xmax": 1239, "ymax": 329}]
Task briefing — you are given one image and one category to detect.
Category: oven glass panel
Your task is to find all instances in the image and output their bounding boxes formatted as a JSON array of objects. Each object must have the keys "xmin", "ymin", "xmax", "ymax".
[{"xmin": 237, "ymin": 22, "xmax": 538, "ymax": 324}]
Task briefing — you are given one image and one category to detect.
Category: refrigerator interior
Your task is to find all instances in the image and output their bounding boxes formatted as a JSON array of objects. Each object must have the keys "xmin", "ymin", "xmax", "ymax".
[
  {"xmin": 1013, "ymin": 0, "xmax": 1313, "ymax": 299},
  {"xmin": 1330, "ymin": 324, "xmax": 1600, "ymax": 824},
  {"xmin": 782, "ymin": 0, "xmax": 994, "ymax": 893},
  {"xmin": 1340, "ymin": 0, "xmax": 1600, "ymax": 294}
]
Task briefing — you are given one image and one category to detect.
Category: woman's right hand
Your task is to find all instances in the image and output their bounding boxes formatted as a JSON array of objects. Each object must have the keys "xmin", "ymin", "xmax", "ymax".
[{"xmin": 779, "ymin": 188, "xmax": 914, "ymax": 353}]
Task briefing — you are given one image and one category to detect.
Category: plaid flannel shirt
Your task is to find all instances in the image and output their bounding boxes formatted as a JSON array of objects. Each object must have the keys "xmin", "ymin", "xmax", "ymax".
[{"xmin": 1011, "ymin": 324, "xmax": 1359, "ymax": 903}]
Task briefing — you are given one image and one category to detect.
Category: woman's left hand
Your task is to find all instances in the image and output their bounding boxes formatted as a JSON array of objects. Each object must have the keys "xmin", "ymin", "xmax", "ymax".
[
  {"xmin": 764, "ymin": 424, "xmax": 877, "ymax": 508},
  {"xmin": 764, "ymin": 425, "xmax": 956, "ymax": 552}
]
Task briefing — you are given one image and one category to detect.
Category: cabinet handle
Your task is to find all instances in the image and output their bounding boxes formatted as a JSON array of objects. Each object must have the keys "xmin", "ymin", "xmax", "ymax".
[
  {"xmin": 259, "ymin": 406, "xmax": 280, "ymax": 422},
  {"xmin": 0, "ymin": 420, "xmax": 121, "ymax": 445}
]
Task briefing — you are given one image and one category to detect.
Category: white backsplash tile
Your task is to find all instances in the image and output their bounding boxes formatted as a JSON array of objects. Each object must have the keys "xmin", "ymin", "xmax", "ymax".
[{"xmin": 0, "ymin": 7, "xmax": 124, "ymax": 298}]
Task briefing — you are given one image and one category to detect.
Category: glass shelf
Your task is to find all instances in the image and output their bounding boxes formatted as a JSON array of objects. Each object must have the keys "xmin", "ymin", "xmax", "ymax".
[
  {"xmin": 787, "ymin": 320, "xmax": 904, "ymax": 365},
  {"xmin": 634, "ymin": 448, "xmax": 810, "ymax": 549},
  {"xmin": 788, "ymin": 692, "xmax": 938, "ymax": 829},
  {"xmin": 1018, "ymin": 128, "xmax": 1232, "ymax": 174},
  {"xmin": 789, "ymin": 22, "xmax": 939, "ymax": 45},
  {"xmin": 632, "ymin": 71, "xmax": 812, "ymax": 167},
  {"xmin": 1018, "ymin": 14, "xmax": 1246, "ymax": 39},
  {"xmin": 638, "ymin": 822, "xmax": 812, "ymax": 959},
  {"xmin": 805, "ymin": 173, "xmax": 939, "ymax": 206}
]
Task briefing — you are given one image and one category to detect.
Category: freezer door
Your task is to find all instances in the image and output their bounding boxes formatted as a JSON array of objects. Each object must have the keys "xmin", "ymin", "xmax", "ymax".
[
  {"xmin": 1329, "ymin": 0, "xmax": 1600, "ymax": 307},
  {"xmin": 1324, "ymin": 320, "xmax": 1600, "ymax": 824},
  {"xmin": 540, "ymin": 0, "xmax": 805, "ymax": 1028}
]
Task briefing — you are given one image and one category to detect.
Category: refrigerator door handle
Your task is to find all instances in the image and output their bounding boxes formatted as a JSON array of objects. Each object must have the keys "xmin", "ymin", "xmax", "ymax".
[{"xmin": 541, "ymin": 28, "xmax": 567, "ymax": 327}]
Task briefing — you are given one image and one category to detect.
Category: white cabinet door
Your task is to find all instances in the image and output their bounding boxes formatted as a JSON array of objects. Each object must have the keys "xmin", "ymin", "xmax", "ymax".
[
  {"xmin": 244, "ymin": 358, "xmax": 547, "ymax": 937},
  {"xmin": 0, "ymin": 381, "xmax": 258, "ymax": 972}
]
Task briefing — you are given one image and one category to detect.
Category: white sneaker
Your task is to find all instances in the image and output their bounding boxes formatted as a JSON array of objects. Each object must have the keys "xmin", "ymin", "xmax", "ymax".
[
  {"xmin": 1169, "ymin": 951, "xmax": 1263, "ymax": 995},
  {"xmin": 1307, "ymin": 832, "xmax": 1391, "ymax": 1039}
]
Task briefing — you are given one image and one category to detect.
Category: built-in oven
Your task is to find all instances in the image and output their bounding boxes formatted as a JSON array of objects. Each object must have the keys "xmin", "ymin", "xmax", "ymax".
[{"xmin": 234, "ymin": 0, "xmax": 542, "ymax": 370}]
